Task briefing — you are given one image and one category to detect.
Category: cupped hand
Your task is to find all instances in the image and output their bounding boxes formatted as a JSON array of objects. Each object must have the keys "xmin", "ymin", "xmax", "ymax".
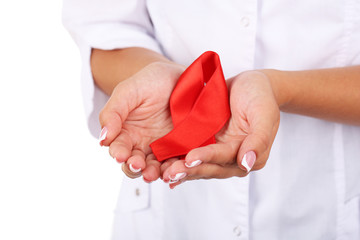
[
  {"xmin": 161, "ymin": 70, "xmax": 280, "ymax": 188},
  {"xmin": 99, "ymin": 62, "xmax": 185, "ymax": 180}
]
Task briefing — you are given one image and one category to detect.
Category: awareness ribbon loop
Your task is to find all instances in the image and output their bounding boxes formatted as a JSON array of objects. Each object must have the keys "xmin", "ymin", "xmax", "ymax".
[{"xmin": 150, "ymin": 51, "xmax": 230, "ymax": 161}]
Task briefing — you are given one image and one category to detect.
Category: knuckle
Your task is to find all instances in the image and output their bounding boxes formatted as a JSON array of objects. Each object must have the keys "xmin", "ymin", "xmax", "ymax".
[
  {"xmin": 108, "ymin": 147, "xmax": 114, "ymax": 158},
  {"xmin": 208, "ymin": 145, "xmax": 219, "ymax": 161},
  {"xmin": 99, "ymin": 107, "xmax": 112, "ymax": 126}
]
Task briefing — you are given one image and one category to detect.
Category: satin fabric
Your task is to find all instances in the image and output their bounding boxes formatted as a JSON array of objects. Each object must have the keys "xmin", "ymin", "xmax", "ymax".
[{"xmin": 150, "ymin": 51, "xmax": 230, "ymax": 161}]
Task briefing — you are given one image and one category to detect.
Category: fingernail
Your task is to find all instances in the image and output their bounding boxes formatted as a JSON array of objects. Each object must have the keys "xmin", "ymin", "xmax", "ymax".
[
  {"xmin": 169, "ymin": 172, "xmax": 187, "ymax": 182},
  {"xmin": 129, "ymin": 164, "xmax": 141, "ymax": 173},
  {"xmin": 241, "ymin": 151, "xmax": 256, "ymax": 173},
  {"xmin": 99, "ymin": 127, "xmax": 108, "ymax": 145},
  {"xmin": 185, "ymin": 159, "xmax": 202, "ymax": 168}
]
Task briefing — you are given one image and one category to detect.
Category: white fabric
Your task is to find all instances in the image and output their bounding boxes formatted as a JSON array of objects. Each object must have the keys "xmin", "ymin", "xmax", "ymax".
[{"xmin": 63, "ymin": 0, "xmax": 360, "ymax": 239}]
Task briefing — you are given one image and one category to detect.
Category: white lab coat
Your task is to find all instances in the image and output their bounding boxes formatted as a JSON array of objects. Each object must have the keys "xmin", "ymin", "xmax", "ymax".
[{"xmin": 63, "ymin": 0, "xmax": 360, "ymax": 239}]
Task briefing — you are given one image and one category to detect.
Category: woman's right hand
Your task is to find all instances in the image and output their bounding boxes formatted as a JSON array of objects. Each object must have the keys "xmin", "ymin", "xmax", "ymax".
[{"xmin": 99, "ymin": 62, "xmax": 185, "ymax": 181}]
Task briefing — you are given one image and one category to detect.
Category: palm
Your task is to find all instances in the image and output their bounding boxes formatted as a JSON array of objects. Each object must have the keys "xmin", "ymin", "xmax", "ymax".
[
  {"xmin": 215, "ymin": 72, "xmax": 280, "ymax": 167},
  {"xmin": 218, "ymin": 104, "xmax": 249, "ymax": 138},
  {"xmin": 121, "ymin": 97, "xmax": 174, "ymax": 155}
]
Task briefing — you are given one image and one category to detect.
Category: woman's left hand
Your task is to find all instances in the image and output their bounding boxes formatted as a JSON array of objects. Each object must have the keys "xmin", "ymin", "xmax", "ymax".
[{"xmin": 161, "ymin": 70, "xmax": 281, "ymax": 188}]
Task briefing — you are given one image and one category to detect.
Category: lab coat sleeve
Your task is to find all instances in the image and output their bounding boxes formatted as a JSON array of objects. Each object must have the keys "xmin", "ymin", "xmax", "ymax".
[{"xmin": 62, "ymin": 0, "xmax": 163, "ymax": 137}]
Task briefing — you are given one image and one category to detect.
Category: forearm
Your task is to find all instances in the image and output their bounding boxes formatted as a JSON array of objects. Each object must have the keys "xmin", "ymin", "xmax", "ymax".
[
  {"xmin": 91, "ymin": 47, "xmax": 172, "ymax": 95},
  {"xmin": 263, "ymin": 66, "xmax": 360, "ymax": 125}
]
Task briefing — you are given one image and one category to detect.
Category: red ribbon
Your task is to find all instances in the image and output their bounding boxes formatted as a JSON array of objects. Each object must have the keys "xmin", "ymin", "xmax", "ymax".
[{"xmin": 150, "ymin": 51, "xmax": 230, "ymax": 161}]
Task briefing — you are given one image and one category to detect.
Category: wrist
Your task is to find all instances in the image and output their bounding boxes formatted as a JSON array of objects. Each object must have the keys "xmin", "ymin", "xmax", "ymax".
[
  {"xmin": 259, "ymin": 69, "xmax": 292, "ymax": 109},
  {"xmin": 146, "ymin": 61, "xmax": 186, "ymax": 83}
]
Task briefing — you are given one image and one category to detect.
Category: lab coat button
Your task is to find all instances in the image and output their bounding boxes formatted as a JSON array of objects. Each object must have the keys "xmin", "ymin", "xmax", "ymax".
[
  {"xmin": 135, "ymin": 188, "xmax": 140, "ymax": 196},
  {"xmin": 240, "ymin": 16, "xmax": 250, "ymax": 27},
  {"xmin": 233, "ymin": 225, "xmax": 242, "ymax": 237}
]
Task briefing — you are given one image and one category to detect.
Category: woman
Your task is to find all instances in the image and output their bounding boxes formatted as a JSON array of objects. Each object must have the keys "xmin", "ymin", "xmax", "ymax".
[{"xmin": 63, "ymin": 0, "xmax": 360, "ymax": 239}]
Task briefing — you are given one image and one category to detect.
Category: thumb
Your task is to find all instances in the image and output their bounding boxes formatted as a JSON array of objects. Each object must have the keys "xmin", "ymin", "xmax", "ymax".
[
  {"xmin": 99, "ymin": 81, "xmax": 138, "ymax": 146},
  {"xmin": 237, "ymin": 124, "xmax": 277, "ymax": 173}
]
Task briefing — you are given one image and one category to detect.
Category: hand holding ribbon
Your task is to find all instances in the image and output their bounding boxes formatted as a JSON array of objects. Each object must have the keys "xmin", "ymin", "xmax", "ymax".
[
  {"xmin": 161, "ymin": 70, "xmax": 280, "ymax": 188},
  {"xmin": 98, "ymin": 61, "xmax": 185, "ymax": 180},
  {"xmin": 150, "ymin": 51, "xmax": 231, "ymax": 161},
  {"xmin": 99, "ymin": 52, "xmax": 280, "ymax": 185}
]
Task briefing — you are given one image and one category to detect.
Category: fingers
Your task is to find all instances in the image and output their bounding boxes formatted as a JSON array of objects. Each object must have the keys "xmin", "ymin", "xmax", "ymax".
[
  {"xmin": 120, "ymin": 149, "xmax": 146, "ymax": 179},
  {"xmin": 109, "ymin": 131, "xmax": 132, "ymax": 163},
  {"xmin": 121, "ymin": 152, "xmax": 163, "ymax": 182},
  {"xmin": 227, "ymin": 71, "xmax": 280, "ymax": 173},
  {"xmin": 126, "ymin": 149, "xmax": 147, "ymax": 172},
  {"xmin": 160, "ymin": 158, "xmax": 179, "ymax": 183},
  {"xmin": 142, "ymin": 154, "xmax": 161, "ymax": 183},
  {"xmin": 99, "ymin": 81, "xmax": 137, "ymax": 146},
  {"xmin": 184, "ymin": 141, "xmax": 240, "ymax": 167},
  {"xmin": 160, "ymin": 158, "xmax": 178, "ymax": 173},
  {"xmin": 169, "ymin": 163, "xmax": 247, "ymax": 188},
  {"xmin": 162, "ymin": 160, "xmax": 247, "ymax": 188},
  {"xmin": 237, "ymin": 121, "xmax": 279, "ymax": 173},
  {"xmin": 121, "ymin": 163, "xmax": 142, "ymax": 179}
]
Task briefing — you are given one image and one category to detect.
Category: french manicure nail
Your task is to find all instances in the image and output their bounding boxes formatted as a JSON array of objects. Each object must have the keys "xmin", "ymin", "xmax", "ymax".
[
  {"xmin": 241, "ymin": 151, "xmax": 256, "ymax": 173},
  {"xmin": 99, "ymin": 127, "xmax": 108, "ymax": 145},
  {"xmin": 169, "ymin": 172, "xmax": 187, "ymax": 182},
  {"xmin": 129, "ymin": 164, "xmax": 142, "ymax": 173},
  {"xmin": 185, "ymin": 159, "xmax": 202, "ymax": 168}
]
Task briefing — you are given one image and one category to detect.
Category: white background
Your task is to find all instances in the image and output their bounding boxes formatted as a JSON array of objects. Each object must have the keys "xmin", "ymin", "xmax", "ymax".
[{"xmin": 0, "ymin": 1, "xmax": 123, "ymax": 239}]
